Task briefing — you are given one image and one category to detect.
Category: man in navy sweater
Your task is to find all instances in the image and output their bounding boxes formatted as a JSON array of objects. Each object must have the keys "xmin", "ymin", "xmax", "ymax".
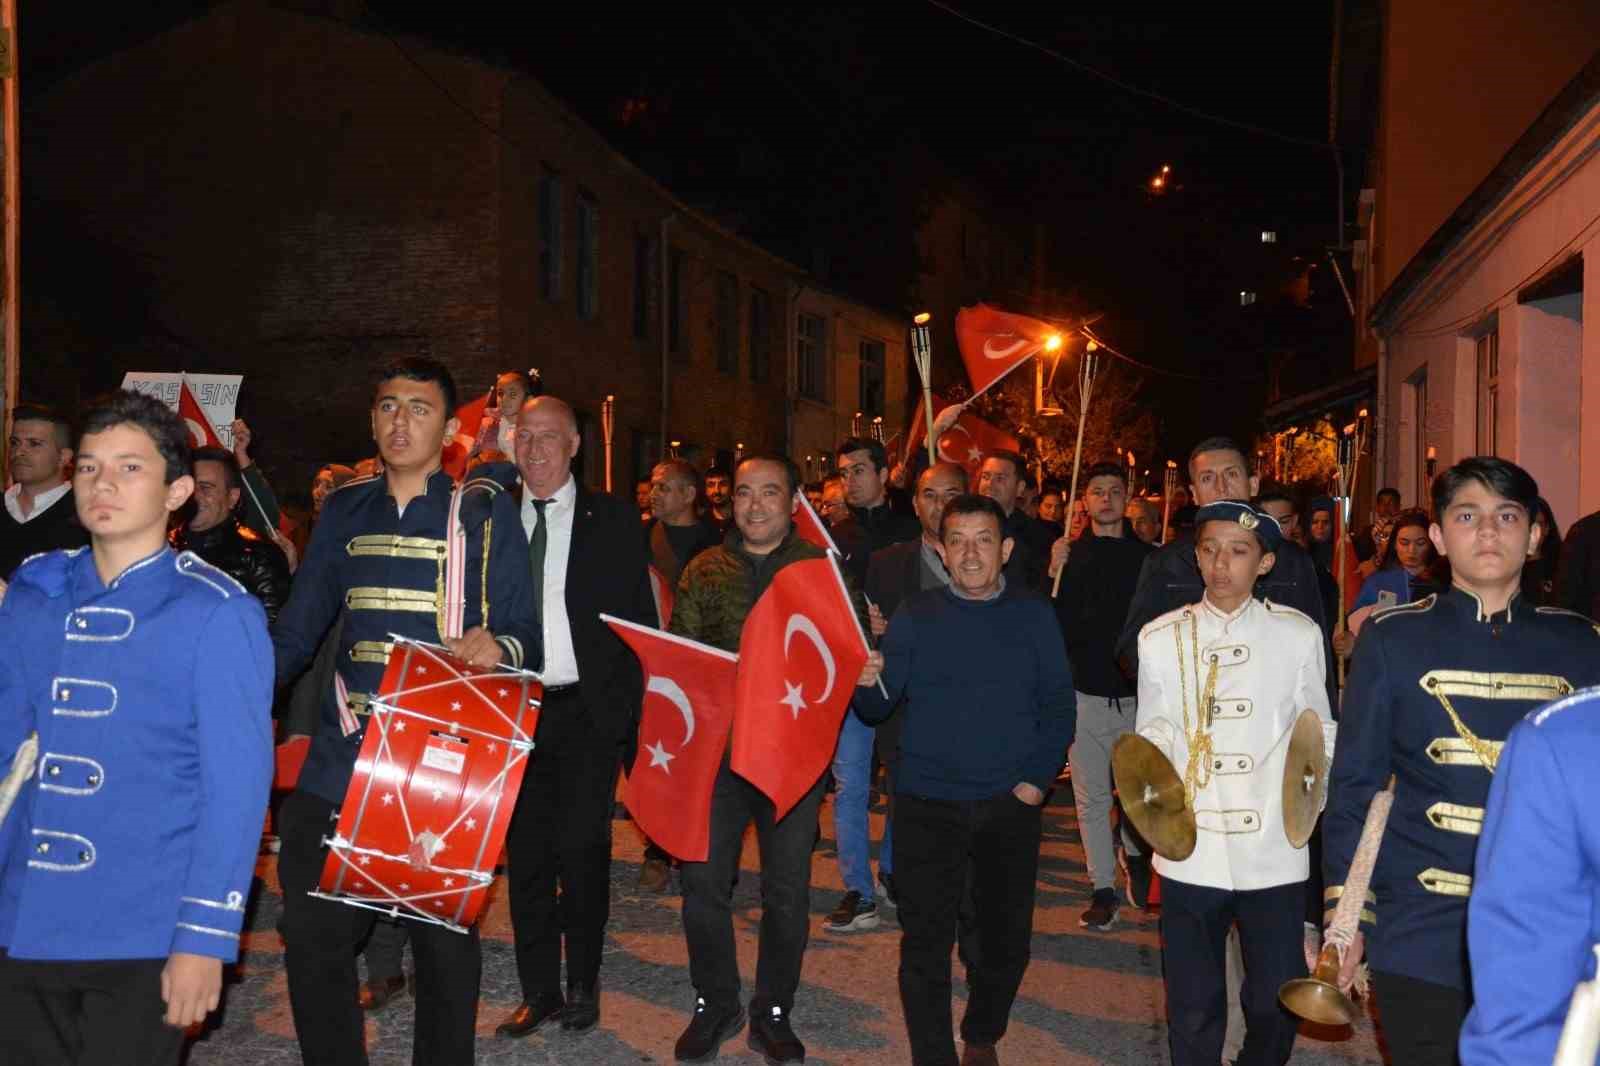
[{"xmin": 856, "ymin": 493, "xmax": 1075, "ymax": 1066}]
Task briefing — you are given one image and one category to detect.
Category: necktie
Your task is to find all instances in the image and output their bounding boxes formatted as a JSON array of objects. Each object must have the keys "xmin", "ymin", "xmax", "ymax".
[{"xmin": 529, "ymin": 497, "xmax": 552, "ymax": 608}]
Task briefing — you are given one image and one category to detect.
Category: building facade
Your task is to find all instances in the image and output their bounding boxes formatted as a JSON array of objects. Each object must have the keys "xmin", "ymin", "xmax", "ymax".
[{"xmin": 22, "ymin": 0, "xmax": 906, "ymax": 493}]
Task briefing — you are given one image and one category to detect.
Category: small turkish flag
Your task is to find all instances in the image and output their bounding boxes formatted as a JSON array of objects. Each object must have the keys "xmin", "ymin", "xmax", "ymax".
[
  {"xmin": 442, "ymin": 390, "xmax": 492, "ymax": 481},
  {"xmin": 730, "ymin": 556, "xmax": 869, "ymax": 820},
  {"xmin": 790, "ymin": 491, "xmax": 839, "ymax": 555},
  {"xmin": 648, "ymin": 564, "xmax": 675, "ymax": 629},
  {"xmin": 605, "ymin": 614, "xmax": 737, "ymax": 862},
  {"xmin": 937, "ymin": 407, "xmax": 1021, "ymax": 484},
  {"xmin": 955, "ymin": 302, "xmax": 1056, "ymax": 400},
  {"xmin": 177, "ymin": 377, "xmax": 224, "ymax": 450}
]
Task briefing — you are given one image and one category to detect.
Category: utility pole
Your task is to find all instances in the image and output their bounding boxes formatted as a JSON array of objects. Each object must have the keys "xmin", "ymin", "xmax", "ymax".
[{"xmin": 1, "ymin": 0, "xmax": 17, "ymax": 458}]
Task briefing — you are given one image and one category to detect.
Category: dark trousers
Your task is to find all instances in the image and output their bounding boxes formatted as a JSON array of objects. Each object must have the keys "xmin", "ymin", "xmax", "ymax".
[
  {"xmin": 278, "ymin": 789, "xmax": 480, "ymax": 1066},
  {"xmin": 894, "ymin": 790, "xmax": 1043, "ymax": 1066},
  {"xmin": 504, "ymin": 686, "xmax": 621, "ymax": 999},
  {"xmin": 679, "ymin": 761, "xmax": 827, "ymax": 1014},
  {"xmin": 1373, "ymin": 970, "xmax": 1469, "ymax": 1066},
  {"xmin": 1159, "ymin": 877, "xmax": 1306, "ymax": 1066},
  {"xmin": 0, "ymin": 951, "xmax": 185, "ymax": 1066}
]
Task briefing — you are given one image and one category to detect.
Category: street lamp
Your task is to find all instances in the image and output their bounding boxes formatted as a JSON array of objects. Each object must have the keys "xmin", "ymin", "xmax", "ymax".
[{"xmin": 1036, "ymin": 333, "xmax": 1065, "ymax": 416}]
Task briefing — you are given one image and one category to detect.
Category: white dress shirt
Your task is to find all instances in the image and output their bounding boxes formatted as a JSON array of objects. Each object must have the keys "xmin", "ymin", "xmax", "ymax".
[
  {"xmin": 1134, "ymin": 595, "xmax": 1335, "ymax": 892},
  {"xmin": 521, "ymin": 474, "xmax": 580, "ymax": 685},
  {"xmin": 5, "ymin": 482, "xmax": 70, "ymax": 524}
]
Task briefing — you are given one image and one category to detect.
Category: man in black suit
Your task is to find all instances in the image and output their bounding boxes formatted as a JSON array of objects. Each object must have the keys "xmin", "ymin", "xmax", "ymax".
[
  {"xmin": 1, "ymin": 404, "xmax": 89, "ymax": 579},
  {"xmin": 495, "ymin": 396, "xmax": 656, "ymax": 1039}
]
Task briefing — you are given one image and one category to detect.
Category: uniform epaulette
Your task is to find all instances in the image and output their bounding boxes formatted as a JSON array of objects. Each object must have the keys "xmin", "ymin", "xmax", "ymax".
[
  {"xmin": 1535, "ymin": 604, "xmax": 1600, "ymax": 639},
  {"xmin": 175, "ymin": 550, "xmax": 247, "ymax": 598},
  {"xmin": 460, "ymin": 476, "xmax": 504, "ymax": 496},
  {"xmin": 1138, "ymin": 604, "xmax": 1193, "ymax": 642},
  {"xmin": 11, "ymin": 546, "xmax": 85, "ymax": 598},
  {"xmin": 1262, "ymin": 599, "xmax": 1318, "ymax": 628},
  {"xmin": 1528, "ymin": 686, "xmax": 1600, "ymax": 727},
  {"xmin": 1371, "ymin": 593, "xmax": 1437, "ymax": 624},
  {"xmin": 331, "ymin": 473, "xmax": 381, "ymax": 496}
]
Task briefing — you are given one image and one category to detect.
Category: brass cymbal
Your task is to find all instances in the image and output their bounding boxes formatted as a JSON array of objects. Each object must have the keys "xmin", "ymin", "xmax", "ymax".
[
  {"xmin": 1282, "ymin": 708, "xmax": 1327, "ymax": 849},
  {"xmin": 1111, "ymin": 733, "xmax": 1196, "ymax": 861}
]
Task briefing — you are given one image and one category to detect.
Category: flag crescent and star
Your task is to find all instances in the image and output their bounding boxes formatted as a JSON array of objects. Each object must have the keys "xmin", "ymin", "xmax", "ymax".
[
  {"xmin": 779, "ymin": 613, "xmax": 836, "ymax": 719},
  {"xmin": 643, "ymin": 674, "xmax": 695, "ymax": 772}
]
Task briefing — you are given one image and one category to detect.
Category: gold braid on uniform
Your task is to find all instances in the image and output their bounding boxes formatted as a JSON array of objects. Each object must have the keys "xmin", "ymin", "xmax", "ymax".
[
  {"xmin": 1433, "ymin": 689, "xmax": 1501, "ymax": 773},
  {"xmin": 1175, "ymin": 612, "xmax": 1220, "ymax": 807}
]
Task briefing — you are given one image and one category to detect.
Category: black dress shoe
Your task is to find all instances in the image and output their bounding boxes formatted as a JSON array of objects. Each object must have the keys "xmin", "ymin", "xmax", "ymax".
[
  {"xmin": 674, "ymin": 997, "xmax": 746, "ymax": 1062},
  {"xmin": 562, "ymin": 982, "xmax": 600, "ymax": 1032},
  {"xmin": 748, "ymin": 1001, "xmax": 805, "ymax": 1064},
  {"xmin": 495, "ymin": 991, "xmax": 566, "ymax": 1038},
  {"xmin": 358, "ymin": 975, "xmax": 408, "ymax": 1012}
]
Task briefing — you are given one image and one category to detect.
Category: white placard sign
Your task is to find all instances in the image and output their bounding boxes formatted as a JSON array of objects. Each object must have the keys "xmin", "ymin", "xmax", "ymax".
[{"xmin": 120, "ymin": 372, "xmax": 243, "ymax": 449}]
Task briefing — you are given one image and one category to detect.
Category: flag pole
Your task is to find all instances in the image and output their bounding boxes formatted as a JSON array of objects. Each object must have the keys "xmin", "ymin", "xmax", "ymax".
[
  {"xmin": 1161, "ymin": 461, "xmax": 1178, "ymax": 545},
  {"xmin": 1050, "ymin": 345, "xmax": 1098, "ymax": 598},
  {"xmin": 601, "ymin": 394, "xmax": 615, "ymax": 493},
  {"xmin": 911, "ymin": 313, "xmax": 937, "ymax": 465}
]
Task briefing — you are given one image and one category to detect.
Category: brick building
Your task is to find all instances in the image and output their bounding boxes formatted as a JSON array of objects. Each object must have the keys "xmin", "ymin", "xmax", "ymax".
[{"xmin": 22, "ymin": 1, "xmax": 907, "ymax": 493}]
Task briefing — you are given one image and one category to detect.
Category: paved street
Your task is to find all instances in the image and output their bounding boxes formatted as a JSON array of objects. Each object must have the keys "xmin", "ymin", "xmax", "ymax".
[{"xmin": 186, "ymin": 791, "xmax": 1385, "ymax": 1065}]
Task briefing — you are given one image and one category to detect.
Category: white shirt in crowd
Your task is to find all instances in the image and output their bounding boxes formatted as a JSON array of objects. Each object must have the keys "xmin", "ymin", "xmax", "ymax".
[
  {"xmin": 4, "ymin": 482, "xmax": 70, "ymax": 524},
  {"xmin": 521, "ymin": 474, "xmax": 580, "ymax": 686}
]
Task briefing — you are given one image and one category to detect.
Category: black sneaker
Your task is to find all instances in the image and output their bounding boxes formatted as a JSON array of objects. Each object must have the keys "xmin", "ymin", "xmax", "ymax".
[
  {"xmin": 674, "ymin": 997, "xmax": 746, "ymax": 1062},
  {"xmin": 1121, "ymin": 849, "xmax": 1153, "ymax": 911},
  {"xmin": 822, "ymin": 890, "xmax": 879, "ymax": 932},
  {"xmin": 1079, "ymin": 887, "xmax": 1119, "ymax": 930},
  {"xmin": 877, "ymin": 872, "xmax": 897, "ymax": 908},
  {"xmin": 748, "ymin": 1001, "xmax": 806, "ymax": 1064}
]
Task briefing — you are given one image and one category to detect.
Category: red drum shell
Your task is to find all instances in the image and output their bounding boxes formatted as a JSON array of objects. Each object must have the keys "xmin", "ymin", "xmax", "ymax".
[{"xmin": 316, "ymin": 640, "xmax": 540, "ymax": 929}]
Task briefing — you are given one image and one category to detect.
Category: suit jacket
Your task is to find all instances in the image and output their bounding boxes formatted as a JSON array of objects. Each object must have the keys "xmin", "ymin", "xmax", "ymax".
[
  {"xmin": 544, "ymin": 482, "xmax": 659, "ymax": 742},
  {"xmin": 864, "ymin": 539, "xmax": 928, "ymax": 623}
]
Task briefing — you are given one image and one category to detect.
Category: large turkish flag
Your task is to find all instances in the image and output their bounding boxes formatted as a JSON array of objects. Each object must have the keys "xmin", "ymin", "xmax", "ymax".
[
  {"xmin": 604, "ymin": 615, "xmax": 736, "ymax": 862},
  {"xmin": 954, "ymin": 302, "xmax": 1056, "ymax": 400},
  {"xmin": 730, "ymin": 556, "xmax": 869, "ymax": 820},
  {"xmin": 936, "ymin": 407, "xmax": 1021, "ymax": 484}
]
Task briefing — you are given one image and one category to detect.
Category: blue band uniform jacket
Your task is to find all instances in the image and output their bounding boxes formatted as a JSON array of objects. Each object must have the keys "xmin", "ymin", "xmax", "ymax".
[
  {"xmin": 1322, "ymin": 588, "xmax": 1600, "ymax": 990},
  {"xmin": 1135, "ymin": 596, "xmax": 1334, "ymax": 892},
  {"xmin": 0, "ymin": 546, "xmax": 275, "ymax": 962},
  {"xmin": 271, "ymin": 469, "xmax": 540, "ymax": 805}
]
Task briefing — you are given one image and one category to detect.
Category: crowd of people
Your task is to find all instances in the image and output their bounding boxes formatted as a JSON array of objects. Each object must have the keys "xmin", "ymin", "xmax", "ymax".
[{"xmin": 3, "ymin": 365, "xmax": 1600, "ymax": 1066}]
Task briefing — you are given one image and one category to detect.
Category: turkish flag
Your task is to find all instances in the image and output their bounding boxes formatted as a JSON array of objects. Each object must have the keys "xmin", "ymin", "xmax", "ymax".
[
  {"xmin": 791, "ymin": 490, "xmax": 839, "ymax": 555},
  {"xmin": 648, "ymin": 564, "xmax": 675, "ymax": 629},
  {"xmin": 730, "ymin": 556, "xmax": 869, "ymax": 820},
  {"xmin": 442, "ymin": 390, "xmax": 493, "ymax": 481},
  {"xmin": 955, "ymin": 303, "xmax": 1056, "ymax": 400},
  {"xmin": 936, "ymin": 408, "xmax": 1021, "ymax": 484},
  {"xmin": 605, "ymin": 614, "xmax": 737, "ymax": 862},
  {"xmin": 177, "ymin": 376, "xmax": 225, "ymax": 449}
]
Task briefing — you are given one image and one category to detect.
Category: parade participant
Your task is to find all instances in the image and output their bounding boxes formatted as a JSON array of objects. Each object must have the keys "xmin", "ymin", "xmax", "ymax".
[
  {"xmin": 976, "ymin": 450, "xmax": 1051, "ymax": 591},
  {"xmin": 1352, "ymin": 486, "xmax": 1401, "ymax": 563},
  {"xmin": 829, "ymin": 460, "xmax": 965, "ymax": 936},
  {"xmin": 803, "ymin": 481, "xmax": 825, "ymax": 513},
  {"xmin": 1255, "ymin": 488, "xmax": 1302, "ymax": 547},
  {"xmin": 833, "ymin": 436, "xmax": 920, "ymax": 588},
  {"xmin": 1459, "ymin": 685, "xmax": 1600, "ymax": 1064},
  {"xmin": 1050, "ymin": 462, "xmax": 1154, "ymax": 928},
  {"xmin": 1520, "ymin": 496, "xmax": 1562, "ymax": 606},
  {"xmin": 271, "ymin": 357, "xmax": 539, "ymax": 1066},
  {"xmin": 296, "ymin": 463, "xmax": 357, "ymax": 558},
  {"xmin": 486, "ymin": 368, "xmax": 542, "ymax": 457},
  {"xmin": 703, "ymin": 465, "xmax": 734, "ymax": 532},
  {"xmin": 1323, "ymin": 456, "xmax": 1600, "ymax": 1066},
  {"xmin": 1135, "ymin": 501, "xmax": 1333, "ymax": 1066},
  {"xmin": 637, "ymin": 458, "xmax": 722, "ymax": 892},
  {"xmin": 1117, "ymin": 437, "xmax": 1330, "ymax": 686},
  {"xmin": 0, "ymin": 403, "xmax": 88, "ymax": 578},
  {"xmin": 854, "ymin": 493, "xmax": 1074, "ymax": 1066},
  {"xmin": 1126, "ymin": 497, "xmax": 1160, "ymax": 545},
  {"xmin": 0, "ymin": 389, "xmax": 274, "ymax": 1065},
  {"xmin": 668, "ymin": 453, "xmax": 873, "ymax": 1065},
  {"xmin": 1036, "ymin": 484, "xmax": 1064, "ymax": 525},
  {"xmin": 1556, "ymin": 501, "xmax": 1600, "ymax": 619},
  {"xmin": 1307, "ymin": 496, "xmax": 1336, "ymax": 573},
  {"xmin": 494, "ymin": 395, "xmax": 655, "ymax": 1038},
  {"xmin": 819, "ymin": 474, "xmax": 849, "ymax": 528},
  {"xmin": 635, "ymin": 476, "xmax": 654, "ymax": 520},
  {"xmin": 1333, "ymin": 508, "xmax": 1438, "ymax": 651},
  {"xmin": 172, "ymin": 445, "xmax": 292, "ymax": 624}
]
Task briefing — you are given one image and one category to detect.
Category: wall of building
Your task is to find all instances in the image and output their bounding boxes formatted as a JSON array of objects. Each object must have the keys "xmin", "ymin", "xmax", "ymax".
[
  {"xmin": 791, "ymin": 286, "xmax": 908, "ymax": 480},
  {"xmin": 1378, "ymin": 98, "xmax": 1600, "ymax": 523}
]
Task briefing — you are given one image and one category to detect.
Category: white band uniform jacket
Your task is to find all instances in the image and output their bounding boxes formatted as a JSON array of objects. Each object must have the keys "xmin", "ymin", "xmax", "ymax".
[
  {"xmin": 1135, "ymin": 596, "xmax": 1334, "ymax": 892},
  {"xmin": 0, "ymin": 546, "xmax": 274, "ymax": 962}
]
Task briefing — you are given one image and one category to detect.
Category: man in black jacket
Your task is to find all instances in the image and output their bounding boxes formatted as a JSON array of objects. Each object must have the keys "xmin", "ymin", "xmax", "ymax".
[
  {"xmin": 495, "ymin": 396, "xmax": 657, "ymax": 1039},
  {"xmin": 832, "ymin": 436, "xmax": 920, "ymax": 588},
  {"xmin": 1049, "ymin": 462, "xmax": 1153, "ymax": 927},
  {"xmin": 0, "ymin": 404, "xmax": 89, "ymax": 579},
  {"xmin": 977, "ymin": 450, "xmax": 1053, "ymax": 591},
  {"xmin": 1556, "ymin": 506, "xmax": 1600, "ymax": 620},
  {"xmin": 1116, "ymin": 437, "xmax": 1332, "ymax": 696},
  {"xmin": 172, "ymin": 446, "xmax": 292, "ymax": 623}
]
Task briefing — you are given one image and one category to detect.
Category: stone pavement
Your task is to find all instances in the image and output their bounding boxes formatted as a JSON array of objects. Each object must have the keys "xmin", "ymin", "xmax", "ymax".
[{"xmin": 184, "ymin": 791, "xmax": 1386, "ymax": 1064}]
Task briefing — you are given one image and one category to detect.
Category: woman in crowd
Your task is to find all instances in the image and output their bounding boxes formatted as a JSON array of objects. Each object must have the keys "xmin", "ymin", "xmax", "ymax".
[{"xmin": 1332, "ymin": 508, "xmax": 1441, "ymax": 655}]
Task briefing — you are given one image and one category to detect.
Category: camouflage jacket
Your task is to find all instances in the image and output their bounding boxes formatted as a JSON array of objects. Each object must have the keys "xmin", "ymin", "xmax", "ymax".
[{"xmin": 669, "ymin": 528, "xmax": 867, "ymax": 652}]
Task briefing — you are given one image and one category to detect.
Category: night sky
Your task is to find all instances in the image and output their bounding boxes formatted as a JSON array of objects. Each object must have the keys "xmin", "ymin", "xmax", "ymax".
[{"xmin": 25, "ymin": 2, "xmax": 1352, "ymax": 458}]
